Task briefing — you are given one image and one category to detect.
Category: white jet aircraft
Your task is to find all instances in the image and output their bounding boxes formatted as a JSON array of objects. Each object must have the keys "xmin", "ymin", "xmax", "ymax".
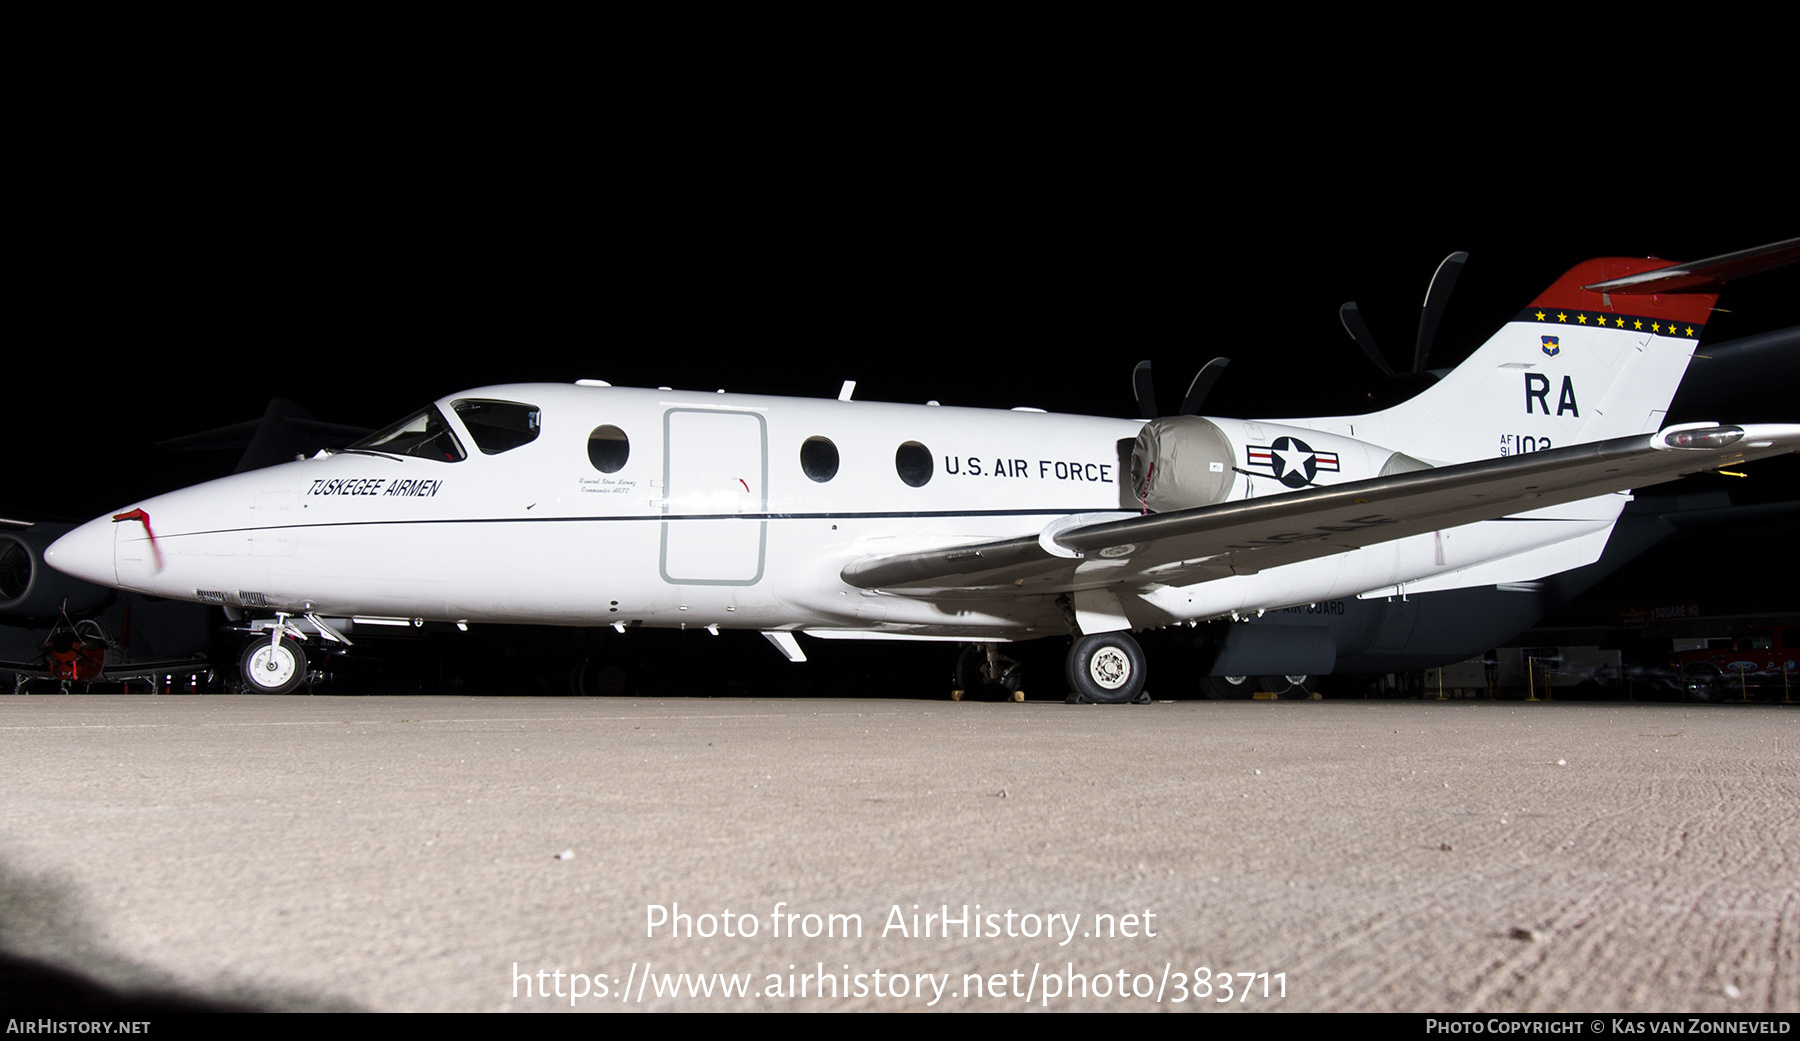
[{"xmin": 47, "ymin": 241, "xmax": 1800, "ymax": 701}]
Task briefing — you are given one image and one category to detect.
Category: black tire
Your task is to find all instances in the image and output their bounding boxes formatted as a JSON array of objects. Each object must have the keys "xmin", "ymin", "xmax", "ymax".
[
  {"xmin": 1066, "ymin": 632, "xmax": 1146, "ymax": 704},
  {"xmin": 578, "ymin": 656, "xmax": 630, "ymax": 696},
  {"xmin": 1682, "ymin": 663, "xmax": 1723, "ymax": 703},
  {"xmin": 1200, "ymin": 674, "xmax": 1255, "ymax": 699},
  {"xmin": 1257, "ymin": 674, "xmax": 1316, "ymax": 700},
  {"xmin": 240, "ymin": 635, "xmax": 308, "ymax": 695},
  {"xmin": 954, "ymin": 645, "xmax": 1022, "ymax": 700},
  {"xmin": 953, "ymin": 645, "xmax": 985, "ymax": 697}
]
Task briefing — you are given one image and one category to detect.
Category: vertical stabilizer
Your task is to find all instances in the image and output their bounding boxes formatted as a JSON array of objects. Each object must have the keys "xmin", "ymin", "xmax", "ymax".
[{"xmin": 1320, "ymin": 256, "xmax": 1719, "ymax": 465}]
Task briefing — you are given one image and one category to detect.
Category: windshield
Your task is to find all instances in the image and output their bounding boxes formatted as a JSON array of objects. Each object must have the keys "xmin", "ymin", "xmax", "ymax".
[
  {"xmin": 346, "ymin": 405, "xmax": 466, "ymax": 462},
  {"xmin": 453, "ymin": 399, "xmax": 541, "ymax": 455}
]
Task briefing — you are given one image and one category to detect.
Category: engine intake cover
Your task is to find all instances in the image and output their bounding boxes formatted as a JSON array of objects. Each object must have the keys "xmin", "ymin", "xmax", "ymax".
[{"xmin": 1130, "ymin": 416, "xmax": 1235, "ymax": 513}]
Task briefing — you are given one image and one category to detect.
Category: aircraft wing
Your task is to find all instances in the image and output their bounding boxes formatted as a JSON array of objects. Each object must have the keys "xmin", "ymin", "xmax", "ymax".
[{"xmin": 841, "ymin": 423, "xmax": 1800, "ymax": 594}]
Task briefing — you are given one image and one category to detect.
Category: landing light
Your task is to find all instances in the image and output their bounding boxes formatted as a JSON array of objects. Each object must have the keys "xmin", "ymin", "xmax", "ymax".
[{"xmin": 1660, "ymin": 425, "xmax": 1744, "ymax": 450}]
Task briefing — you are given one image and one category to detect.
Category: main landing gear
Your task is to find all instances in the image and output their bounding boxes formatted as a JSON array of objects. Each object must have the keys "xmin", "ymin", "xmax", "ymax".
[
  {"xmin": 953, "ymin": 644, "xmax": 1025, "ymax": 702},
  {"xmin": 1066, "ymin": 632, "xmax": 1149, "ymax": 704},
  {"xmin": 950, "ymin": 634, "xmax": 1151, "ymax": 704}
]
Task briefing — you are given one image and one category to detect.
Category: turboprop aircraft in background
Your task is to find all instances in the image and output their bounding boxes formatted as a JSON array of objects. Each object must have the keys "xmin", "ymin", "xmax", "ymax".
[{"xmin": 44, "ymin": 240, "xmax": 1800, "ymax": 702}]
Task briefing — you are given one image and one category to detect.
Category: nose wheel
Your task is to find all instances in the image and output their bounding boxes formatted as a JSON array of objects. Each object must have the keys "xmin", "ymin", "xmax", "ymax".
[
  {"xmin": 1066, "ymin": 632, "xmax": 1147, "ymax": 704},
  {"xmin": 240, "ymin": 635, "xmax": 309, "ymax": 695}
]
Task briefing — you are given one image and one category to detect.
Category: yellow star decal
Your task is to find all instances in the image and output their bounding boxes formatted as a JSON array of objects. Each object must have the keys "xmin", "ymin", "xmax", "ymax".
[
  {"xmin": 1633, "ymin": 319, "xmax": 1643, "ymax": 330},
  {"xmin": 1577, "ymin": 314, "xmax": 1588, "ymax": 324},
  {"xmin": 1615, "ymin": 317, "xmax": 1626, "ymax": 327},
  {"xmin": 1557, "ymin": 312, "xmax": 1568, "ymax": 322},
  {"xmin": 1685, "ymin": 326, "xmax": 1694, "ymax": 336},
  {"xmin": 1535, "ymin": 310, "xmax": 1546, "ymax": 321},
  {"xmin": 1651, "ymin": 322, "xmax": 1661, "ymax": 333}
]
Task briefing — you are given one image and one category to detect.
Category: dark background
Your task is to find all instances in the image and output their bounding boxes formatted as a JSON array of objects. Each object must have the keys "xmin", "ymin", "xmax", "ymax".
[
  {"xmin": 9, "ymin": 97, "xmax": 1797, "ymax": 690},
  {"xmin": 11, "ymin": 100, "xmax": 1796, "ymax": 520}
]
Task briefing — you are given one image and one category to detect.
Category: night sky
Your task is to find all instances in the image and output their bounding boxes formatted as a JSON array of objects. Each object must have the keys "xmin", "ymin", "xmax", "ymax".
[{"xmin": 10, "ymin": 127, "xmax": 1796, "ymax": 529}]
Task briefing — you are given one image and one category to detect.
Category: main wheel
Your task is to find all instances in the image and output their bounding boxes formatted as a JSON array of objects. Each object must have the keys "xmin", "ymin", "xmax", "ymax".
[
  {"xmin": 1199, "ymin": 674, "xmax": 1255, "ymax": 699},
  {"xmin": 1066, "ymin": 632, "xmax": 1146, "ymax": 704},
  {"xmin": 954, "ymin": 645, "xmax": 1024, "ymax": 701},
  {"xmin": 240, "ymin": 635, "xmax": 308, "ymax": 695},
  {"xmin": 1257, "ymin": 674, "xmax": 1316, "ymax": 699}
]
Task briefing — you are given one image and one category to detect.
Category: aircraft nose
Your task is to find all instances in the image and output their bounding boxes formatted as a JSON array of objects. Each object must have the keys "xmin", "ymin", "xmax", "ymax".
[{"xmin": 45, "ymin": 515, "xmax": 116, "ymax": 587}]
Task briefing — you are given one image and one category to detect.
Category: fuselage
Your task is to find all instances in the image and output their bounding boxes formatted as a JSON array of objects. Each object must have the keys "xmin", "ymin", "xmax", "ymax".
[
  {"xmin": 49, "ymin": 386, "xmax": 1136, "ymax": 635},
  {"xmin": 46, "ymin": 381, "xmax": 1621, "ymax": 640}
]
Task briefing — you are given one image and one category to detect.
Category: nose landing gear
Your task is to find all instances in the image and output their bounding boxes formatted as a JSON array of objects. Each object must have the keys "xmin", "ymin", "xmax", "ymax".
[
  {"xmin": 234, "ymin": 612, "xmax": 348, "ymax": 694},
  {"xmin": 240, "ymin": 634, "xmax": 308, "ymax": 695}
]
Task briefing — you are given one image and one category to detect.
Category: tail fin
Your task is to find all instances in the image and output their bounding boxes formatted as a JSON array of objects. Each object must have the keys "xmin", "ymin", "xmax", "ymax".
[{"xmin": 1340, "ymin": 255, "xmax": 1719, "ymax": 464}]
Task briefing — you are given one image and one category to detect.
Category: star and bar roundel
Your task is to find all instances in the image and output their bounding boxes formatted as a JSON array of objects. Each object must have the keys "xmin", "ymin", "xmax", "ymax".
[{"xmin": 1245, "ymin": 436, "xmax": 1340, "ymax": 489}]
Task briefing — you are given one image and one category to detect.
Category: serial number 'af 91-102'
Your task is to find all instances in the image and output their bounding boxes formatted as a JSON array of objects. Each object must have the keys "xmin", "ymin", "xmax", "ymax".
[{"xmin": 45, "ymin": 241, "xmax": 1800, "ymax": 701}]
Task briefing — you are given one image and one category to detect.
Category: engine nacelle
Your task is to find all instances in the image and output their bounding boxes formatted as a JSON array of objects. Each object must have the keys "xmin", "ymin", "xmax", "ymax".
[
  {"xmin": 1129, "ymin": 417, "xmax": 1235, "ymax": 512},
  {"xmin": 0, "ymin": 529, "xmax": 112, "ymax": 618},
  {"xmin": 1131, "ymin": 416, "xmax": 1433, "ymax": 513}
]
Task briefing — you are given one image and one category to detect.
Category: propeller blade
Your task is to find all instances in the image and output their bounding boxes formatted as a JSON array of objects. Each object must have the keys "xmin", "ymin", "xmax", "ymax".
[
  {"xmin": 1179, "ymin": 357, "xmax": 1230, "ymax": 415},
  {"xmin": 1414, "ymin": 251, "xmax": 1468, "ymax": 375},
  {"xmin": 1338, "ymin": 302, "xmax": 1395, "ymax": 378},
  {"xmin": 1132, "ymin": 360, "xmax": 1158, "ymax": 420}
]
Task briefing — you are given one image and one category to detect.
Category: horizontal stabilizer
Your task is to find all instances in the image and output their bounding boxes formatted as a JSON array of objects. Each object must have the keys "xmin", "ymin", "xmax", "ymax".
[{"xmin": 1583, "ymin": 237, "xmax": 1800, "ymax": 294}]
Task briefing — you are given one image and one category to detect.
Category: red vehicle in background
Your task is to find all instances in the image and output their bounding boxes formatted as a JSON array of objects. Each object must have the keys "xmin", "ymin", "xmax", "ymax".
[{"xmin": 1675, "ymin": 627, "xmax": 1798, "ymax": 702}]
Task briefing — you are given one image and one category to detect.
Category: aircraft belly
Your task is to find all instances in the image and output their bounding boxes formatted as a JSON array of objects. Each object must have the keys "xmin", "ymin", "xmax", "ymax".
[
  {"xmin": 264, "ymin": 517, "xmax": 770, "ymax": 625},
  {"xmin": 762, "ymin": 524, "xmax": 1059, "ymax": 635},
  {"xmin": 418, "ymin": 518, "xmax": 800, "ymax": 627},
  {"xmin": 1134, "ymin": 540, "xmax": 1443, "ymax": 625},
  {"xmin": 272, "ymin": 523, "xmax": 452, "ymax": 617},
  {"xmin": 1394, "ymin": 520, "xmax": 1614, "ymax": 595},
  {"xmin": 1139, "ymin": 556, "xmax": 1349, "ymax": 623},
  {"xmin": 447, "ymin": 520, "xmax": 672, "ymax": 623},
  {"xmin": 1132, "ymin": 512, "xmax": 1619, "ymax": 625},
  {"xmin": 799, "ymin": 595, "xmax": 1059, "ymax": 637}
]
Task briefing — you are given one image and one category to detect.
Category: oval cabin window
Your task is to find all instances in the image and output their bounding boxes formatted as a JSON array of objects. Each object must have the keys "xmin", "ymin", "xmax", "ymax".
[
  {"xmin": 588, "ymin": 425, "xmax": 630, "ymax": 473},
  {"xmin": 895, "ymin": 441, "xmax": 932, "ymax": 487},
  {"xmin": 800, "ymin": 436, "xmax": 839, "ymax": 482}
]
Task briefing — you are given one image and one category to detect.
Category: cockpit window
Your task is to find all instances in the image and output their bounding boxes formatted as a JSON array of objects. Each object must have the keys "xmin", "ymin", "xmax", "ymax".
[
  {"xmin": 347, "ymin": 405, "xmax": 467, "ymax": 462},
  {"xmin": 453, "ymin": 399, "xmax": 542, "ymax": 455}
]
